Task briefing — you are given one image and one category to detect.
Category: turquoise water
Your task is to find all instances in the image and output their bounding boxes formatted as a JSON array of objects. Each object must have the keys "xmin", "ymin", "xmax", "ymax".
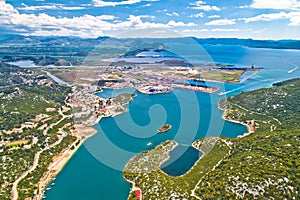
[
  {"xmin": 42, "ymin": 145, "xmax": 130, "ymax": 199},
  {"xmin": 45, "ymin": 44, "xmax": 300, "ymax": 200},
  {"xmin": 45, "ymin": 89, "xmax": 247, "ymax": 199}
]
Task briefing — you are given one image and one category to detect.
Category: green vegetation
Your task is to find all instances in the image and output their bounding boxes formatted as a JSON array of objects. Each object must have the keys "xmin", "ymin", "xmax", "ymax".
[
  {"xmin": 190, "ymin": 69, "xmax": 245, "ymax": 82},
  {"xmin": 219, "ymin": 78, "xmax": 300, "ymax": 132},
  {"xmin": 124, "ymin": 78, "xmax": 300, "ymax": 199},
  {"xmin": 0, "ymin": 63, "xmax": 77, "ymax": 199},
  {"xmin": 0, "ymin": 62, "xmax": 29, "ymax": 87},
  {"xmin": 5, "ymin": 140, "xmax": 29, "ymax": 148},
  {"xmin": 124, "ymin": 138, "xmax": 230, "ymax": 199},
  {"xmin": 18, "ymin": 135, "xmax": 76, "ymax": 200},
  {"xmin": 0, "ymin": 148, "xmax": 35, "ymax": 200},
  {"xmin": 200, "ymin": 78, "xmax": 300, "ymax": 199},
  {"xmin": 112, "ymin": 93, "xmax": 136, "ymax": 105},
  {"xmin": 0, "ymin": 63, "xmax": 71, "ymax": 130}
]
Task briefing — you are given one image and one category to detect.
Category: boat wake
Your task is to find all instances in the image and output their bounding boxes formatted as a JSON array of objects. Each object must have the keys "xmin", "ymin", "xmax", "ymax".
[
  {"xmin": 288, "ymin": 66, "xmax": 299, "ymax": 74},
  {"xmin": 218, "ymin": 86, "xmax": 246, "ymax": 96}
]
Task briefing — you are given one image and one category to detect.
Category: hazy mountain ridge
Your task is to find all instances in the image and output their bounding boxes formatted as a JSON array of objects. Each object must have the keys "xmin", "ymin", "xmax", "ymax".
[{"xmin": 0, "ymin": 34, "xmax": 299, "ymax": 50}]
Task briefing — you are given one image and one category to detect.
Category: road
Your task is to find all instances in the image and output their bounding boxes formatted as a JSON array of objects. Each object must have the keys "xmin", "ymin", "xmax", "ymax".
[{"xmin": 11, "ymin": 109, "xmax": 71, "ymax": 200}]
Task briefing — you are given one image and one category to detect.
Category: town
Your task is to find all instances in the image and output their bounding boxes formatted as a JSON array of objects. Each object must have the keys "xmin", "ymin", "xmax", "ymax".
[{"xmin": 0, "ymin": 62, "xmax": 136, "ymax": 200}]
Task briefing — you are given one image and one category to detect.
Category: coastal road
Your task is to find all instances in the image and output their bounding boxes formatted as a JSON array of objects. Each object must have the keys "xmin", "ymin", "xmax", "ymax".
[{"xmin": 11, "ymin": 109, "xmax": 70, "ymax": 200}]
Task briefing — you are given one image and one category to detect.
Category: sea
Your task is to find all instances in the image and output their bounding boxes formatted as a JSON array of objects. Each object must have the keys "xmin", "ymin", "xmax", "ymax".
[{"xmin": 18, "ymin": 44, "xmax": 300, "ymax": 199}]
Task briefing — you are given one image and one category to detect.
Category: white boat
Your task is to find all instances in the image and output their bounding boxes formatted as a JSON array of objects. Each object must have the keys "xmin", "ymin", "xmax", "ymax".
[{"xmin": 147, "ymin": 142, "xmax": 152, "ymax": 146}]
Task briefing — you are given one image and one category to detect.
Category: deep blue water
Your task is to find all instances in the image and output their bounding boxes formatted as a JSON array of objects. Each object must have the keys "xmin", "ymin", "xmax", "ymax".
[
  {"xmin": 161, "ymin": 145, "xmax": 202, "ymax": 176},
  {"xmin": 44, "ymin": 44, "xmax": 300, "ymax": 200}
]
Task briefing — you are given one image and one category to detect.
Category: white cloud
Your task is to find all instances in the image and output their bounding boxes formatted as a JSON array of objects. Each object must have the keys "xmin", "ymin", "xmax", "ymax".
[
  {"xmin": 242, "ymin": 11, "xmax": 300, "ymax": 25},
  {"xmin": 288, "ymin": 12, "xmax": 300, "ymax": 25},
  {"xmin": 182, "ymin": 29, "xmax": 208, "ymax": 33},
  {"xmin": 211, "ymin": 28, "xmax": 239, "ymax": 32},
  {"xmin": 166, "ymin": 20, "xmax": 196, "ymax": 27},
  {"xmin": 189, "ymin": 12, "xmax": 204, "ymax": 18},
  {"xmin": 18, "ymin": 3, "xmax": 86, "ymax": 11},
  {"xmin": 141, "ymin": 3, "xmax": 151, "ymax": 7},
  {"xmin": 93, "ymin": 0, "xmax": 142, "ymax": 7},
  {"xmin": 61, "ymin": 7, "xmax": 86, "ymax": 10},
  {"xmin": 190, "ymin": 1, "xmax": 221, "ymax": 11},
  {"xmin": 205, "ymin": 19, "xmax": 236, "ymax": 26},
  {"xmin": 250, "ymin": 0, "xmax": 300, "ymax": 10},
  {"xmin": 243, "ymin": 12, "xmax": 288, "ymax": 22},
  {"xmin": 166, "ymin": 12, "xmax": 179, "ymax": 17},
  {"xmin": 156, "ymin": 9, "xmax": 168, "ymax": 13},
  {"xmin": 208, "ymin": 15, "xmax": 220, "ymax": 18},
  {"xmin": 248, "ymin": 28, "xmax": 266, "ymax": 34},
  {"xmin": 0, "ymin": 1, "xmax": 197, "ymax": 37}
]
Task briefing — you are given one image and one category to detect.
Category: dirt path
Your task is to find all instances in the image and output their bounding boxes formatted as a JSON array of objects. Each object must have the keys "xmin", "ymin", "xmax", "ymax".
[
  {"xmin": 11, "ymin": 109, "xmax": 70, "ymax": 200},
  {"xmin": 190, "ymin": 139, "xmax": 232, "ymax": 199}
]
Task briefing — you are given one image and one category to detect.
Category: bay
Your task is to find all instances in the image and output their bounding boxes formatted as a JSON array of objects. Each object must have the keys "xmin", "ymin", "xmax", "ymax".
[{"xmin": 43, "ymin": 44, "xmax": 300, "ymax": 200}]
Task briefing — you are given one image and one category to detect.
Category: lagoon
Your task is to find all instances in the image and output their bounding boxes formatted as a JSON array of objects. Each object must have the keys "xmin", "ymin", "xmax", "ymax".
[{"xmin": 161, "ymin": 145, "xmax": 202, "ymax": 176}]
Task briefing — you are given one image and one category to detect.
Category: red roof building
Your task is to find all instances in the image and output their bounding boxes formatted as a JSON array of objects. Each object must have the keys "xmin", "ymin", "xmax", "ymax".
[{"xmin": 135, "ymin": 190, "xmax": 141, "ymax": 199}]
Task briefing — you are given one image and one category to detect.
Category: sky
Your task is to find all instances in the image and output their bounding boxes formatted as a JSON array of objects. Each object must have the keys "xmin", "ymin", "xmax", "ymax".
[{"xmin": 0, "ymin": 0, "xmax": 299, "ymax": 39}]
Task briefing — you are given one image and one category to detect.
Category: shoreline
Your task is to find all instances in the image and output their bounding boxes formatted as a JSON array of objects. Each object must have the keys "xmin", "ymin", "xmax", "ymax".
[
  {"xmin": 123, "ymin": 98, "xmax": 255, "ymax": 197},
  {"xmin": 37, "ymin": 90, "xmax": 136, "ymax": 199},
  {"xmin": 37, "ymin": 72, "xmax": 251, "ymax": 199},
  {"xmin": 36, "ymin": 133, "xmax": 91, "ymax": 199},
  {"xmin": 218, "ymin": 101, "xmax": 254, "ymax": 138},
  {"xmin": 123, "ymin": 141, "xmax": 178, "ymax": 199},
  {"xmin": 123, "ymin": 176, "xmax": 143, "ymax": 200}
]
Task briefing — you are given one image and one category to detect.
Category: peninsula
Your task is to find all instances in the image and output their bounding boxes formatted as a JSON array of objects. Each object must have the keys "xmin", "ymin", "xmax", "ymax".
[{"xmin": 123, "ymin": 78, "xmax": 300, "ymax": 199}]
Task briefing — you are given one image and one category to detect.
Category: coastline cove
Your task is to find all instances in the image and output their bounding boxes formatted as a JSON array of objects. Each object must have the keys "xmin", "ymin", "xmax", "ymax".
[{"xmin": 44, "ymin": 87, "xmax": 248, "ymax": 200}]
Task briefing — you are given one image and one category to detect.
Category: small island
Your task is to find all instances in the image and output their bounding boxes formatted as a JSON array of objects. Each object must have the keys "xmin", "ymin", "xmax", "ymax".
[
  {"xmin": 123, "ymin": 78, "xmax": 300, "ymax": 200},
  {"xmin": 157, "ymin": 124, "xmax": 172, "ymax": 133}
]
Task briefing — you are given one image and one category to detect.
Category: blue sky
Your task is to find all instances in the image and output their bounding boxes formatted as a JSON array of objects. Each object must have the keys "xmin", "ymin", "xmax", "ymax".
[{"xmin": 0, "ymin": 0, "xmax": 299, "ymax": 39}]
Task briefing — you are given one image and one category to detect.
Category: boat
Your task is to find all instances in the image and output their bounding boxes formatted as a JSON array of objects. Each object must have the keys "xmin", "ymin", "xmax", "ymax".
[
  {"xmin": 147, "ymin": 142, "xmax": 152, "ymax": 146},
  {"xmin": 51, "ymin": 182, "xmax": 55, "ymax": 186},
  {"xmin": 46, "ymin": 187, "xmax": 51, "ymax": 191},
  {"xmin": 157, "ymin": 124, "xmax": 172, "ymax": 133}
]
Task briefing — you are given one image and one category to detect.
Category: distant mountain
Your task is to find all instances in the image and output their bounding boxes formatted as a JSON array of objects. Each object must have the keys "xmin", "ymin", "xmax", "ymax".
[
  {"xmin": 0, "ymin": 34, "xmax": 299, "ymax": 50},
  {"xmin": 193, "ymin": 38, "xmax": 300, "ymax": 50},
  {"xmin": 0, "ymin": 34, "xmax": 299, "ymax": 66}
]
